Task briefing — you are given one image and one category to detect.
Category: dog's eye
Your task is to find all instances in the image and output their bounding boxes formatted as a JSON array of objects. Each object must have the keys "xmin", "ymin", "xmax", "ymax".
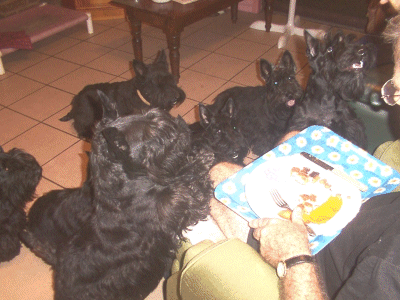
[
  {"xmin": 216, "ymin": 129, "xmax": 222, "ymax": 134},
  {"xmin": 0, "ymin": 162, "xmax": 8, "ymax": 172},
  {"xmin": 327, "ymin": 47, "xmax": 333, "ymax": 53},
  {"xmin": 233, "ymin": 126, "xmax": 237, "ymax": 131},
  {"xmin": 288, "ymin": 76, "xmax": 293, "ymax": 80}
]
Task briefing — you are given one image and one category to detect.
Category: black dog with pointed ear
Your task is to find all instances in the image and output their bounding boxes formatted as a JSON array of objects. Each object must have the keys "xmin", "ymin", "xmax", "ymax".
[
  {"xmin": 287, "ymin": 30, "xmax": 369, "ymax": 149},
  {"xmin": 21, "ymin": 90, "xmax": 114, "ymax": 266},
  {"xmin": 303, "ymin": 29, "xmax": 376, "ymax": 104},
  {"xmin": 23, "ymin": 91, "xmax": 214, "ymax": 300},
  {"xmin": 0, "ymin": 146, "xmax": 41, "ymax": 263},
  {"xmin": 60, "ymin": 49, "xmax": 186, "ymax": 140},
  {"xmin": 203, "ymin": 50, "xmax": 302, "ymax": 157},
  {"xmin": 190, "ymin": 98, "xmax": 248, "ymax": 165}
]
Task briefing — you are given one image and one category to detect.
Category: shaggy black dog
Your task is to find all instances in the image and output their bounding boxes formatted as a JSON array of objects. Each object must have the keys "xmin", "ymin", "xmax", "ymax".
[
  {"xmin": 21, "ymin": 181, "xmax": 93, "ymax": 266},
  {"xmin": 204, "ymin": 50, "xmax": 303, "ymax": 157},
  {"xmin": 326, "ymin": 30, "xmax": 377, "ymax": 102},
  {"xmin": 190, "ymin": 98, "xmax": 249, "ymax": 165},
  {"xmin": 287, "ymin": 31, "xmax": 376, "ymax": 149},
  {"xmin": 22, "ymin": 91, "xmax": 214, "ymax": 300},
  {"xmin": 60, "ymin": 50, "xmax": 186, "ymax": 140},
  {"xmin": 0, "ymin": 146, "xmax": 41, "ymax": 263}
]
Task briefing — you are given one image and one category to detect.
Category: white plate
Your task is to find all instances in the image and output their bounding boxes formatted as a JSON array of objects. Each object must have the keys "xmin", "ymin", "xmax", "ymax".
[{"xmin": 245, "ymin": 153, "xmax": 362, "ymax": 236}]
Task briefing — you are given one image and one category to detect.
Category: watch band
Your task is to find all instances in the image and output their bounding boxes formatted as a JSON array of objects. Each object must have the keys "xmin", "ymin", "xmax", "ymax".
[{"xmin": 277, "ymin": 255, "xmax": 314, "ymax": 278}]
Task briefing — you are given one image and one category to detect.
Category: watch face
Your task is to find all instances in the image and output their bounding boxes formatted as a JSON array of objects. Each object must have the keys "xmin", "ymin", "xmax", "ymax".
[{"xmin": 277, "ymin": 262, "xmax": 286, "ymax": 278}]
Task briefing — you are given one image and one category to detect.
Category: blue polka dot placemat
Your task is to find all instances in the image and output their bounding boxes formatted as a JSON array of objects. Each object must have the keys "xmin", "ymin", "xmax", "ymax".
[{"xmin": 214, "ymin": 125, "xmax": 400, "ymax": 254}]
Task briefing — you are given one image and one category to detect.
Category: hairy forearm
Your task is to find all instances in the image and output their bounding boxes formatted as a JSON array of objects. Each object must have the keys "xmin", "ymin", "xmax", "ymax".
[
  {"xmin": 280, "ymin": 263, "xmax": 327, "ymax": 300},
  {"xmin": 208, "ymin": 162, "xmax": 250, "ymax": 242}
]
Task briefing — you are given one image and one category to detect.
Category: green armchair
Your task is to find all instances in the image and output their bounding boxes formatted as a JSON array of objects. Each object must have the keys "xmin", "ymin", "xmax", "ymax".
[{"xmin": 166, "ymin": 238, "xmax": 279, "ymax": 300}]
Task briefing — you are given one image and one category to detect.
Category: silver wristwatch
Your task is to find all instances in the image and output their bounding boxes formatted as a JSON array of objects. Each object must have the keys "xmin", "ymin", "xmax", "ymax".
[{"xmin": 277, "ymin": 255, "xmax": 314, "ymax": 278}]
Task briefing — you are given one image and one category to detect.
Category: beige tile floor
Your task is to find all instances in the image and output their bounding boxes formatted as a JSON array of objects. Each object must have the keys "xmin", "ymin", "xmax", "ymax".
[{"xmin": 0, "ymin": 9, "xmax": 363, "ymax": 300}]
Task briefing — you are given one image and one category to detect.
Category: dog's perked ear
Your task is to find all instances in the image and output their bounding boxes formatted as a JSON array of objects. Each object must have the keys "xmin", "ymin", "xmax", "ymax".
[
  {"xmin": 330, "ymin": 30, "xmax": 345, "ymax": 47},
  {"xmin": 279, "ymin": 50, "xmax": 297, "ymax": 73},
  {"xmin": 304, "ymin": 30, "xmax": 319, "ymax": 59},
  {"xmin": 344, "ymin": 33, "xmax": 357, "ymax": 43},
  {"xmin": 101, "ymin": 127, "xmax": 139, "ymax": 179},
  {"xmin": 199, "ymin": 104, "xmax": 212, "ymax": 128},
  {"xmin": 221, "ymin": 98, "xmax": 236, "ymax": 119},
  {"xmin": 97, "ymin": 90, "xmax": 118, "ymax": 124},
  {"xmin": 259, "ymin": 58, "xmax": 274, "ymax": 83},
  {"xmin": 175, "ymin": 115, "xmax": 188, "ymax": 130},
  {"xmin": 132, "ymin": 59, "xmax": 148, "ymax": 79},
  {"xmin": 154, "ymin": 49, "xmax": 168, "ymax": 65}
]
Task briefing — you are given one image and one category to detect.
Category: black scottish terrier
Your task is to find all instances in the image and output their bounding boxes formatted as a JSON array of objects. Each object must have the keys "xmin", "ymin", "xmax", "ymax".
[
  {"xmin": 201, "ymin": 50, "xmax": 302, "ymax": 159},
  {"xmin": 326, "ymin": 30, "xmax": 377, "ymax": 103},
  {"xmin": 190, "ymin": 98, "xmax": 249, "ymax": 165},
  {"xmin": 23, "ymin": 91, "xmax": 214, "ymax": 300},
  {"xmin": 303, "ymin": 29, "xmax": 376, "ymax": 102},
  {"xmin": 21, "ymin": 179, "xmax": 93, "ymax": 266},
  {"xmin": 0, "ymin": 146, "xmax": 41, "ymax": 263},
  {"xmin": 287, "ymin": 31, "xmax": 376, "ymax": 149},
  {"xmin": 60, "ymin": 50, "xmax": 186, "ymax": 140}
]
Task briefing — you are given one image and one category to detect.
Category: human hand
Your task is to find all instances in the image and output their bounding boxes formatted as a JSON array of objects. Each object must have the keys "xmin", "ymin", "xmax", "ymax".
[{"xmin": 249, "ymin": 206, "xmax": 311, "ymax": 268}]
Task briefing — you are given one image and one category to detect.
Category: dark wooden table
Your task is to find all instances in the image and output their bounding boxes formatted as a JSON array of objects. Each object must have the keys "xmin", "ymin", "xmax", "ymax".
[{"xmin": 111, "ymin": 0, "xmax": 243, "ymax": 82}]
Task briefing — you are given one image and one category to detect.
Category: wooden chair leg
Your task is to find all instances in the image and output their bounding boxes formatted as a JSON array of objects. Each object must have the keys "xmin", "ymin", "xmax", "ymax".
[
  {"xmin": 231, "ymin": 3, "xmax": 238, "ymax": 23},
  {"xmin": 264, "ymin": 0, "xmax": 275, "ymax": 32}
]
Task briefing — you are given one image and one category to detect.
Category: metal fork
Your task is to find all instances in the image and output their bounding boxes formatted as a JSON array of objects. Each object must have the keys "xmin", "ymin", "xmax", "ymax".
[
  {"xmin": 270, "ymin": 188, "xmax": 291, "ymax": 210},
  {"xmin": 270, "ymin": 188, "xmax": 316, "ymax": 237}
]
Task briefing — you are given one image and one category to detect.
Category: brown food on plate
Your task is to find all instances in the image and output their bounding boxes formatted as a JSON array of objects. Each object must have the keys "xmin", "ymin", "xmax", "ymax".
[
  {"xmin": 309, "ymin": 171, "xmax": 320, "ymax": 182},
  {"xmin": 299, "ymin": 194, "xmax": 317, "ymax": 202},
  {"xmin": 290, "ymin": 166, "xmax": 312, "ymax": 184},
  {"xmin": 318, "ymin": 178, "xmax": 332, "ymax": 189}
]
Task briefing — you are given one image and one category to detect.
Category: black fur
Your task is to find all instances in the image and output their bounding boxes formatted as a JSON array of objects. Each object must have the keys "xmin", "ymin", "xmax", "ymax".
[
  {"xmin": 0, "ymin": 146, "xmax": 41, "ymax": 262},
  {"xmin": 60, "ymin": 50, "xmax": 186, "ymax": 140},
  {"xmin": 190, "ymin": 98, "xmax": 249, "ymax": 165},
  {"xmin": 205, "ymin": 50, "xmax": 303, "ymax": 157},
  {"xmin": 327, "ymin": 30, "xmax": 377, "ymax": 102},
  {"xmin": 287, "ymin": 31, "xmax": 375, "ymax": 149},
  {"xmin": 23, "ymin": 91, "xmax": 214, "ymax": 300}
]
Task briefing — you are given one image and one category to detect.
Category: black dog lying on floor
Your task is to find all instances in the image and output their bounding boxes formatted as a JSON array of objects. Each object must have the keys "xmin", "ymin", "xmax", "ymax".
[
  {"xmin": 198, "ymin": 50, "xmax": 302, "ymax": 160},
  {"xmin": 60, "ymin": 50, "xmax": 186, "ymax": 140},
  {"xmin": 0, "ymin": 146, "xmax": 41, "ymax": 263},
  {"xmin": 22, "ymin": 91, "xmax": 214, "ymax": 300},
  {"xmin": 287, "ymin": 31, "xmax": 376, "ymax": 149}
]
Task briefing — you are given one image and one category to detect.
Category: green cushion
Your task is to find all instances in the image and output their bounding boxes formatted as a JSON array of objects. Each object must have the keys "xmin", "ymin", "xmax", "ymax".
[
  {"xmin": 167, "ymin": 239, "xmax": 279, "ymax": 300},
  {"xmin": 373, "ymin": 140, "xmax": 400, "ymax": 192}
]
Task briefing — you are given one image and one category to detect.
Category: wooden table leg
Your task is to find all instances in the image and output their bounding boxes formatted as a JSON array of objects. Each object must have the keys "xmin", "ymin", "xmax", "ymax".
[
  {"xmin": 264, "ymin": 0, "xmax": 275, "ymax": 32},
  {"xmin": 126, "ymin": 12, "xmax": 143, "ymax": 61},
  {"xmin": 231, "ymin": 3, "xmax": 238, "ymax": 23},
  {"xmin": 166, "ymin": 32, "xmax": 181, "ymax": 83}
]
